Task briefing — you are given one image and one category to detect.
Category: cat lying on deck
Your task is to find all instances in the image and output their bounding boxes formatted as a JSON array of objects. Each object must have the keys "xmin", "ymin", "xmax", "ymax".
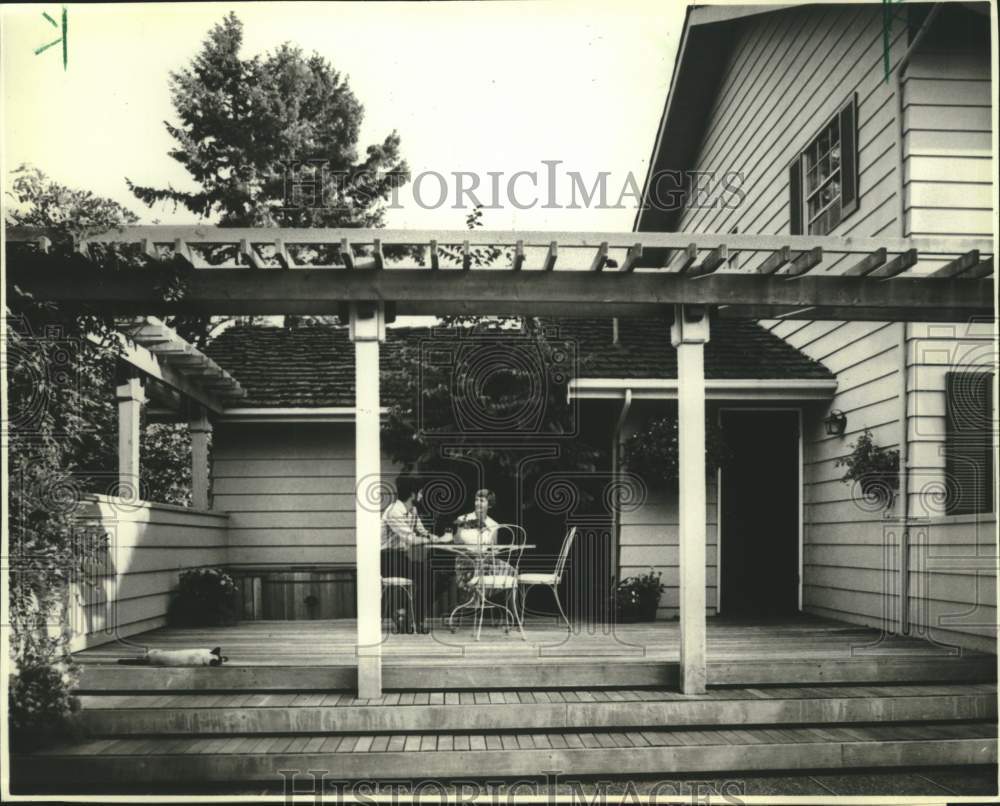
[{"xmin": 116, "ymin": 647, "xmax": 228, "ymax": 667}]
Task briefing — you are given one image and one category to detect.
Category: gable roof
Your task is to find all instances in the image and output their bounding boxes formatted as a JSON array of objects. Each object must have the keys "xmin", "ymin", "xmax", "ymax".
[
  {"xmin": 204, "ymin": 319, "xmax": 833, "ymax": 408},
  {"xmin": 634, "ymin": 5, "xmax": 787, "ymax": 233}
]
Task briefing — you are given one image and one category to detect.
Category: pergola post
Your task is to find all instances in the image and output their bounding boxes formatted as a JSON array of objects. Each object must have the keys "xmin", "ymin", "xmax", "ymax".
[
  {"xmin": 671, "ymin": 305, "xmax": 709, "ymax": 695},
  {"xmin": 349, "ymin": 302, "xmax": 386, "ymax": 698},
  {"xmin": 116, "ymin": 378, "xmax": 146, "ymax": 501},
  {"xmin": 189, "ymin": 409, "xmax": 212, "ymax": 510}
]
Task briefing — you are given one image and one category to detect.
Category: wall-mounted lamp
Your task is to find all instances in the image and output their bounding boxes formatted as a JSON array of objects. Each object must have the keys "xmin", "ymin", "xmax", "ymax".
[{"xmin": 824, "ymin": 409, "xmax": 848, "ymax": 437}]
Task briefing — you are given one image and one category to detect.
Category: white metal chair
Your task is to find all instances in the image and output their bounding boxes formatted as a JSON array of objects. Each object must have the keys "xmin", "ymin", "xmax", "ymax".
[
  {"xmin": 515, "ymin": 526, "xmax": 577, "ymax": 630},
  {"xmin": 381, "ymin": 576, "xmax": 416, "ymax": 633},
  {"xmin": 467, "ymin": 524, "xmax": 528, "ymax": 641}
]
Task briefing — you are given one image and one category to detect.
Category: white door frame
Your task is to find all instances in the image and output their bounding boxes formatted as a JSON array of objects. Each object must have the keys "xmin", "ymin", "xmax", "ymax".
[{"xmin": 716, "ymin": 406, "xmax": 804, "ymax": 615}]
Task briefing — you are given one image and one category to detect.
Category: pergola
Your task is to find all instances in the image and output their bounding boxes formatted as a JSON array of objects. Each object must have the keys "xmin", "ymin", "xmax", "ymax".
[{"xmin": 5, "ymin": 226, "xmax": 996, "ymax": 697}]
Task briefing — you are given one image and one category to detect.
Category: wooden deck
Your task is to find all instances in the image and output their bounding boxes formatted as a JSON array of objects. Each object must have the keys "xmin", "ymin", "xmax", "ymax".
[
  {"xmin": 73, "ymin": 615, "xmax": 996, "ymax": 691},
  {"xmin": 11, "ymin": 616, "xmax": 996, "ymax": 793}
]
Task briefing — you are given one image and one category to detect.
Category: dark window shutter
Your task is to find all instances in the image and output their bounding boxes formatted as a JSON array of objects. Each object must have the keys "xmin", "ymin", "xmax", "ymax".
[
  {"xmin": 945, "ymin": 371, "xmax": 995, "ymax": 515},
  {"xmin": 839, "ymin": 93, "xmax": 859, "ymax": 219},
  {"xmin": 789, "ymin": 158, "xmax": 803, "ymax": 235}
]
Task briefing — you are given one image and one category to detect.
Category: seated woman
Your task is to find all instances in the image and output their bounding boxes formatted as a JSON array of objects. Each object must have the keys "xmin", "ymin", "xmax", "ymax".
[{"xmin": 453, "ymin": 489, "xmax": 516, "ymax": 593}]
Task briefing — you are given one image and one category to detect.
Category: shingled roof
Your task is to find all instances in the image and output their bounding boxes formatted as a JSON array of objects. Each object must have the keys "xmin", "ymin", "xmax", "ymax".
[{"xmin": 204, "ymin": 319, "xmax": 833, "ymax": 408}]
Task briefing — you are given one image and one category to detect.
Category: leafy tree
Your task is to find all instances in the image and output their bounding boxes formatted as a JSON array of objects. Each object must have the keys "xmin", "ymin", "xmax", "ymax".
[
  {"xmin": 6, "ymin": 168, "xmax": 194, "ymax": 746},
  {"xmin": 6, "ymin": 167, "xmax": 130, "ymax": 747},
  {"xmin": 127, "ymin": 12, "xmax": 409, "ymax": 228}
]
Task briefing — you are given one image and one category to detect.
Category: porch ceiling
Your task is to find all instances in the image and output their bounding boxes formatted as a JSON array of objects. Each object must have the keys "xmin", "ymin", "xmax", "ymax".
[{"xmin": 6, "ymin": 227, "xmax": 995, "ymax": 322}]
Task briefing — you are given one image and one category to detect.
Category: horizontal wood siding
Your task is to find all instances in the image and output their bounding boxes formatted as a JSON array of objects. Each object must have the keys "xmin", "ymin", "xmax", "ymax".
[
  {"xmin": 671, "ymin": 5, "xmax": 910, "ymax": 632},
  {"xmin": 213, "ymin": 422, "xmax": 354, "ymax": 568},
  {"xmin": 70, "ymin": 496, "xmax": 229, "ymax": 650},
  {"xmin": 903, "ymin": 41, "xmax": 993, "ymax": 237},
  {"xmin": 900, "ymin": 4, "xmax": 994, "ymax": 653},
  {"xmin": 212, "ymin": 422, "xmax": 400, "ymax": 569},
  {"xmin": 904, "ymin": 321, "xmax": 997, "ymax": 653},
  {"xmin": 663, "ymin": 5, "xmax": 994, "ymax": 652},
  {"xmin": 618, "ymin": 405, "xmax": 717, "ymax": 618}
]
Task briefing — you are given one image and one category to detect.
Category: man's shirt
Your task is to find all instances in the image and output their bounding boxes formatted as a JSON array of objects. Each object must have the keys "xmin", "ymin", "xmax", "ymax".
[{"xmin": 381, "ymin": 499, "xmax": 430, "ymax": 550}]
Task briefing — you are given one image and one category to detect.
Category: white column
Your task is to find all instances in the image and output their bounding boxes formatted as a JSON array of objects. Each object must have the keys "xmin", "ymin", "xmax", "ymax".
[
  {"xmin": 189, "ymin": 409, "xmax": 212, "ymax": 510},
  {"xmin": 349, "ymin": 302, "xmax": 386, "ymax": 698},
  {"xmin": 116, "ymin": 378, "xmax": 146, "ymax": 502},
  {"xmin": 671, "ymin": 305, "xmax": 709, "ymax": 695}
]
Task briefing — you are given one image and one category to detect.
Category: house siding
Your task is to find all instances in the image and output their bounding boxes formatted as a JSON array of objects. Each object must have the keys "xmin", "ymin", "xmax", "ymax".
[
  {"xmin": 70, "ymin": 496, "xmax": 229, "ymax": 650},
  {"xmin": 904, "ymin": 39, "xmax": 993, "ymax": 237},
  {"xmin": 212, "ymin": 421, "xmax": 401, "ymax": 569},
  {"xmin": 214, "ymin": 422, "xmax": 355, "ymax": 567},
  {"xmin": 662, "ymin": 5, "xmax": 994, "ymax": 650},
  {"xmin": 618, "ymin": 404, "xmax": 718, "ymax": 618}
]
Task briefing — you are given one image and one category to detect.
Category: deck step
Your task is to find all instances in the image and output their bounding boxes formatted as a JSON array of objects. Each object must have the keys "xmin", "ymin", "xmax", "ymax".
[
  {"xmin": 75, "ymin": 684, "xmax": 998, "ymax": 736},
  {"xmin": 75, "ymin": 653, "xmax": 997, "ymax": 692},
  {"xmin": 13, "ymin": 721, "xmax": 997, "ymax": 788}
]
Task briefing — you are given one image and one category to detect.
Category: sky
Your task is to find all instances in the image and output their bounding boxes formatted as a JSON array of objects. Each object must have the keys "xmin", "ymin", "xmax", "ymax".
[{"xmin": 1, "ymin": 1, "xmax": 685, "ymax": 232}]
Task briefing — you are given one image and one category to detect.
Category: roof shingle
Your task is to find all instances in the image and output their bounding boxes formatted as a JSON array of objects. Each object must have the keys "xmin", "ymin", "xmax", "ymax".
[{"xmin": 204, "ymin": 318, "xmax": 833, "ymax": 408}]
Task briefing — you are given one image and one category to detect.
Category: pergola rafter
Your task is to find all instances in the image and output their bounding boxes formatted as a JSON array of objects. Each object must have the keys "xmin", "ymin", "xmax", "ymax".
[{"xmin": 6, "ymin": 227, "xmax": 994, "ymax": 322}]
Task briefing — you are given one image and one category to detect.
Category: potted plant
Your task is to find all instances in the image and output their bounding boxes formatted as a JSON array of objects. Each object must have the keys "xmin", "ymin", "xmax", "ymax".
[
  {"xmin": 836, "ymin": 428, "xmax": 899, "ymax": 511},
  {"xmin": 168, "ymin": 567, "xmax": 240, "ymax": 627},
  {"xmin": 613, "ymin": 569, "xmax": 665, "ymax": 622},
  {"xmin": 624, "ymin": 415, "xmax": 731, "ymax": 485}
]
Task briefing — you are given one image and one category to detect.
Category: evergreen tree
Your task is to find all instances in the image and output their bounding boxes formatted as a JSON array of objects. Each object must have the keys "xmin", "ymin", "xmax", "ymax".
[{"xmin": 128, "ymin": 12, "xmax": 408, "ymax": 227}]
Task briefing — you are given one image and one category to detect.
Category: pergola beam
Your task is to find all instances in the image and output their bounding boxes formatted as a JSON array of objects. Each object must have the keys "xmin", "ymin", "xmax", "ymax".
[{"xmin": 13, "ymin": 268, "xmax": 989, "ymax": 321}]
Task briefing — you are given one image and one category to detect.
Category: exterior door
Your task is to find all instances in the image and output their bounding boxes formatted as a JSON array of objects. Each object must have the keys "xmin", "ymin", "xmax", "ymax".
[{"xmin": 719, "ymin": 409, "xmax": 800, "ymax": 618}]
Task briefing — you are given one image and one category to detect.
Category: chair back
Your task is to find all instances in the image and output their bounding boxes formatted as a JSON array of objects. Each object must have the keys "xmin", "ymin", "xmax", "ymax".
[
  {"xmin": 553, "ymin": 526, "xmax": 578, "ymax": 583},
  {"xmin": 494, "ymin": 524, "xmax": 528, "ymax": 575}
]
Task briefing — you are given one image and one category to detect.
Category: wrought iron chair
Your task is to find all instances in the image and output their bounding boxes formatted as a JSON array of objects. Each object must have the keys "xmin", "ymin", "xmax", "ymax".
[
  {"xmin": 466, "ymin": 524, "xmax": 528, "ymax": 641},
  {"xmin": 515, "ymin": 526, "xmax": 578, "ymax": 630}
]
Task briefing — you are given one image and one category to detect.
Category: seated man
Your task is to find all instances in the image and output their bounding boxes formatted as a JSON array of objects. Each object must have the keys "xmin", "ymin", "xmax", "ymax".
[{"xmin": 381, "ymin": 475, "xmax": 440, "ymax": 633}]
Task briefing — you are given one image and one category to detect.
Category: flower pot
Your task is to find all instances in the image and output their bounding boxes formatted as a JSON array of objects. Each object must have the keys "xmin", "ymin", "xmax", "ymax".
[{"xmin": 637, "ymin": 589, "xmax": 661, "ymax": 621}]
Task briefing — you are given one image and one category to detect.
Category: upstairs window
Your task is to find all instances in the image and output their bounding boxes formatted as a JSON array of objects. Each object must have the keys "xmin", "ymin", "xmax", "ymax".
[
  {"xmin": 789, "ymin": 93, "xmax": 859, "ymax": 235},
  {"xmin": 945, "ymin": 371, "xmax": 995, "ymax": 516}
]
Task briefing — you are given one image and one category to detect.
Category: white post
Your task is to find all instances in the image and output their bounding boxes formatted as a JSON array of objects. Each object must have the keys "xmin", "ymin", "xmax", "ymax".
[
  {"xmin": 671, "ymin": 305, "xmax": 709, "ymax": 695},
  {"xmin": 189, "ymin": 409, "xmax": 212, "ymax": 510},
  {"xmin": 349, "ymin": 302, "xmax": 386, "ymax": 698},
  {"xmin": 116, "ymin": 378, "xmax": 146, "ymax": 502}
]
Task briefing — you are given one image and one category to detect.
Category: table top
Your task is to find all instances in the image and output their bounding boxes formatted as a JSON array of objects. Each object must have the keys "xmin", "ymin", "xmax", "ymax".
[{"xmin": 425, "ymin": 542, "xmax": 536, "ymax": 554}]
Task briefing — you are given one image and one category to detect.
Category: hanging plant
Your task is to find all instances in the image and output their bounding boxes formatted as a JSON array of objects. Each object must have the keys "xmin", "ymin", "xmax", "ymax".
[
  {"xmin": 836, "ymin": 428, "xmax": 899, "ymax": 510},
  {"xmin": 624, "ymin": 415, "xmax": 732, "ymax": 485}
]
